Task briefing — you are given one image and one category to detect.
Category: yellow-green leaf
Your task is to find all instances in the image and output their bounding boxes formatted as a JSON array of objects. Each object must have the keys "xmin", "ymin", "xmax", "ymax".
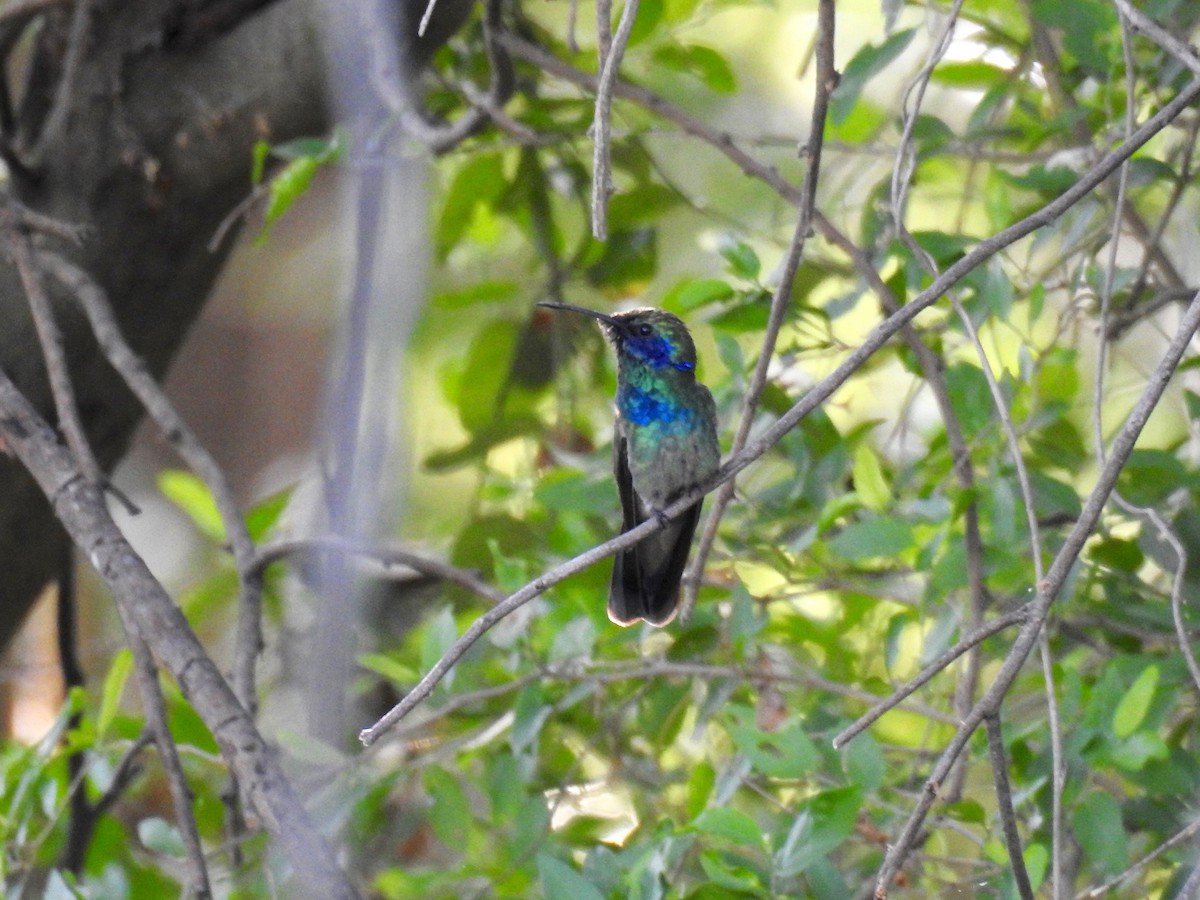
[
  {"xmin": 158, "ymin": 470, "xmax": 225, "ymax": 542},
  {"xmin": 853, "ymin": 443, "xmax": 890, "ymax": 511},
  {"xmin": 98, "ymin": 649, "xmax": 133, "ymax": 738},
  {"xmin": 1112, "ymin": 665, "xmax": 1158, "ymax": 739}
]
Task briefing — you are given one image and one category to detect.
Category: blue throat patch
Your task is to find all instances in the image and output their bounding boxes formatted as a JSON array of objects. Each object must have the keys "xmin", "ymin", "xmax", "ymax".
[
  {"xmin": 619, "ymin": 384, "xmax": 692, "ymax": 428},
  {"xmin": 626, "ymin": 334, "xmax": 692, "ymax": 372}
]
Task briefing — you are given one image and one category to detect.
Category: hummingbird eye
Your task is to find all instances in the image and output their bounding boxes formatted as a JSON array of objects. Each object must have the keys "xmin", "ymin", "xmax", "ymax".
[{"xmin": 637, "ymin": 323, "xmax": 653, "ymax": 336}]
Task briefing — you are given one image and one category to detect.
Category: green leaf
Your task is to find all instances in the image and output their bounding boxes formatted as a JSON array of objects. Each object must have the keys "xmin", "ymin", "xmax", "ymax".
[
  {"xmin": 663, "ymin": 278, "xmax": 735, "ymax": 313},
  {"xmin": 843, "ymin": 732, "xmax": 885, "ymax": 793},
  {"xmin": 358, "ymin": 652, "xmax": 418, "ymax": 685},
  {"xmin": 652, "ymin": 44, "xmax": 737, "ymax": 93},
  {"xmin": 586, "ymin": 228, "xmax": 658, "ymax": 289},
  {"xmin": 436, "ymin": 153, "xmax": 507, "ymax": 258},
  {"xmin": 930, "ymin": 61, "xmax": 1010, "ymax": 89},
  {"xmin": 245, "ymin": 487, "xmax": 290, "ymax": 542},
  {"xmin": 137, "ymin": 817, "xmax": 185, "ymax": 858},
  {"xmin": 511, "ymin": 684, "xmax": 551, "ymax": 752},
  {"xmin": 687, "ymin": 760, "xmax": 716, "ymax": 819},
  {"xmin": 1109, "ymin": 731, "xmax": 1168, "ymax": 771},
  {"xmin": 1112, "ymin": 665, "xmax": 1159, "ymax": 739},
  {"xmin": 698, "ymin": 850, "xmax": 766, "ymax": 892},
  {"xmin": 693, "ymin": 807, "xmax": 764, "ymax": 848},
  {"xmin": 1116, "ymin": 449, "xmax": 1186, "ymax": 506},
  {"xmin": 774, "ymin": 788, "xmax": 861, "ymax": 877},
  {"xmin": 720, "ymin": 240, "xmax": 761, "ymax": 281},
  {"xmin": 535, "ymin": 469, "xmax": 613, "ymax": 514},
  {"xmin": 1127, "ymin": 157, "xmax": 1177, "ymax": 187},
  {"xmin": 1071, "ymin": 792, "xmax": 1127, "ymax": 876},
  {"xmin": 997, "ymin": 165, "xmax": 1078, "ymax": 194},
  {"xmin": 261, "ymin": 156, "xmax": 317, "ymax": 234},
  {"xmin": 826, "ymin": 517, "xmax": 914, "ymax": 561},
  {"xmin": 852, "ymin": 443, "xmax": 890, "ymax": 512},
  {"xmin": 425, "ymin": 768, "xmax": 472, "ymax": 849},
  {"xmin": 454, "ymin": 319, "xmax": 520, "ymax": 433},
  {"xmin": 1030, "ymin": 471, "xmax": 1082, "ymax": 522},
  {"xmin": 607, "ymin": 183, "xmax": 681, "ymax": 230},
  {"xmin": 626, "ymin": 0, "xmax": 663, "ymax": 46},
  {"xmin": 1024, "ymin": 842, "xmax": 1049, "ymax": 893},
  {"xmin": 1088, "ymin": 537, "xmax": 1144, "ymax": 573},
  {"xmin": 537, "ymin": 855, "xmax": 606, "ymax": 900},
  {"xmin": 1030, "ymin": 0, "xmax": 1116, "ymax": 72},
  {"xmin": 251, "ymin": 140, "xmax": 271, "ymax": 185},
  {"xmin": 728, "ymin": 715, "xmax": 819, "ymax": 778},
  {"xmin": 158, "ymin": 470, "xmax": 224, "ymax": 541},
  {"xmin": 98, "ymin": 649, "xmax": 134, "ymax": 738},
  {"xmin": 945, "ymin": 362, "xmax": 993, "ymax": 437},
  {"xmin": 830, "ymin": 29, "xmax": 916, "ymax": 125},
  {"xmin": 433, "ymin": 280, "xmax": 519, "ymax": 309}
]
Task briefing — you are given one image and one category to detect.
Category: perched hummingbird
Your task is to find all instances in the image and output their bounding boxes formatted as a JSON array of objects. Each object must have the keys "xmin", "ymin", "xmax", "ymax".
[{"xmin": 539, "ymin": 302, "xmax": 720, "ymax": 626}]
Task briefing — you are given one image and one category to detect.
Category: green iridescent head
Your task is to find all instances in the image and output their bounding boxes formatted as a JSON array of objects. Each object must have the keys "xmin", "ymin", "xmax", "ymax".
[{"xmin": 539, "ymin": 303, "xmax": 698, "ymax": 374}]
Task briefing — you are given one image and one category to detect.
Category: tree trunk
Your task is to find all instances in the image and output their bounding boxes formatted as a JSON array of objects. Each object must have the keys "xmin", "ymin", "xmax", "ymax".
[{"xmin": 0, "ymin": 0, "xmax": 329, "ymax": 649}]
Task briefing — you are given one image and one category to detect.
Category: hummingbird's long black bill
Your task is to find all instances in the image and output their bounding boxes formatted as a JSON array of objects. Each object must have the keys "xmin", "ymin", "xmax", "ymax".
[{"xmin": 537, "ymin": 300, "xmax": 621, "ymax": 328}]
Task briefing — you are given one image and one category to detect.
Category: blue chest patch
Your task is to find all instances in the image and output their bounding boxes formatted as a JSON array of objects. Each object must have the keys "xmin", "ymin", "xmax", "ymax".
[{"xmin": 619, "ymin": 384, "xmax": 692, "ymax": 428}]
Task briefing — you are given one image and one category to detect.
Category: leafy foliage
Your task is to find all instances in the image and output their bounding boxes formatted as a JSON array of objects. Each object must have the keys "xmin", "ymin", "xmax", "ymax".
[{"xmin": 9, "ymin": 0, "xmax": 1200, "ymax": 897}]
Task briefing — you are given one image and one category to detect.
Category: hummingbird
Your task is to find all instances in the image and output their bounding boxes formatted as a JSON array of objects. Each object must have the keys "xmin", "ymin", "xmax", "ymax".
[{"xmin": 539, "ymin": 301, "xmax": 720, "ymax": 626}]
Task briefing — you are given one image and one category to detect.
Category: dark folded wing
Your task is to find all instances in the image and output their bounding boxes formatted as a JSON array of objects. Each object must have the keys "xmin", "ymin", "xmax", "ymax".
[{"xmin": 608, "ymin": 430, "xmax": 700, "ymax": 626}]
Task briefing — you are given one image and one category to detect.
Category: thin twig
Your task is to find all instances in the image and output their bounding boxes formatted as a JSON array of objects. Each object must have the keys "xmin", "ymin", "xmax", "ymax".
[
  {"xmin": 832, "ymin": 609, "xmax": 1027, "ymax": 749},
  {"xmin": 207, "ymin": 182, "xmax": 268, "ymax": 252},
  {"xmin": 253, "ymin": 535, "xmax": 508, "ymax": 605},
  {"xmin": 590, "ymin": 0, "xmax": 639, "ymax": 239},
  {"xmin": 1112, "ymin": 118, "xmax": 1200, "ymax": 336},
  {"xmin": 1177, "ymin": 860, "xmax": 1200, "ymax": 900},
  {"xmin": 984, "ymin": 715, "xmax": 1035, "ymax": 900},
  {"xmin": 130, "ymin": 636, "xmax": 213, "ymax": 899},
  {"xmin": 1075, "ymin": 815, "xmax": 1200, "ymax": 898},
  {"xmin": 416, "ymin": 0, "xmax": 439, "ymax": 37},
  {"xmin": 681, "ymin": 0, "xmax": 835, "ymax": 622},
  {"xmin": 500, "ymin": 33, "xmax": 805, "ymax": 206},
  {"xmin": 1112, "ymin": 0, "xmax": 1200, "ymax": 76},
  {"xmin": 385, "ymin": 658, "xmax": 957, "ymax": 746},
  {"xmin": 21, "ymin": 0, "xmax": 90, "ymax": 168},
  {"xmin": 873, "ymin": 287, "xmax": 1200, "ymax": 898},
  {"xmin": 7, "ymin": 229, "xmax": 100, "ymax": 486},
  {"xmin": 369, "ymin": 0, "xmax": 512, "ymax": 153}
]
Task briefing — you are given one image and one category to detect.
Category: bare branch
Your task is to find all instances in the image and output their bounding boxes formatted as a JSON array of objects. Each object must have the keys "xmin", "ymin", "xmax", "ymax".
[
  {"xmin": 18, "ymin": 0, "xmax": 89, "ymax": 168},
  {"xmin": 254, "ymin": 535, "xmax": 509, "ymax": 605},
  {"xmin": 984, "ymin": 715, "xmax": 1035, "ymax": 900},
  {"xmin": 130, "ymin": 636, "xmax": 213, "ymax": 899},
  {"xmin": 590, "ymin": 0, "xmax": 640, "ymax": 239},
  {"xmin": 1076, "ymin": 815, "xmax": 1200, "ymax": 898},
  {"xmin": 832, "ymin": 609, "xmax": 1027, "ymax": 749}
]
